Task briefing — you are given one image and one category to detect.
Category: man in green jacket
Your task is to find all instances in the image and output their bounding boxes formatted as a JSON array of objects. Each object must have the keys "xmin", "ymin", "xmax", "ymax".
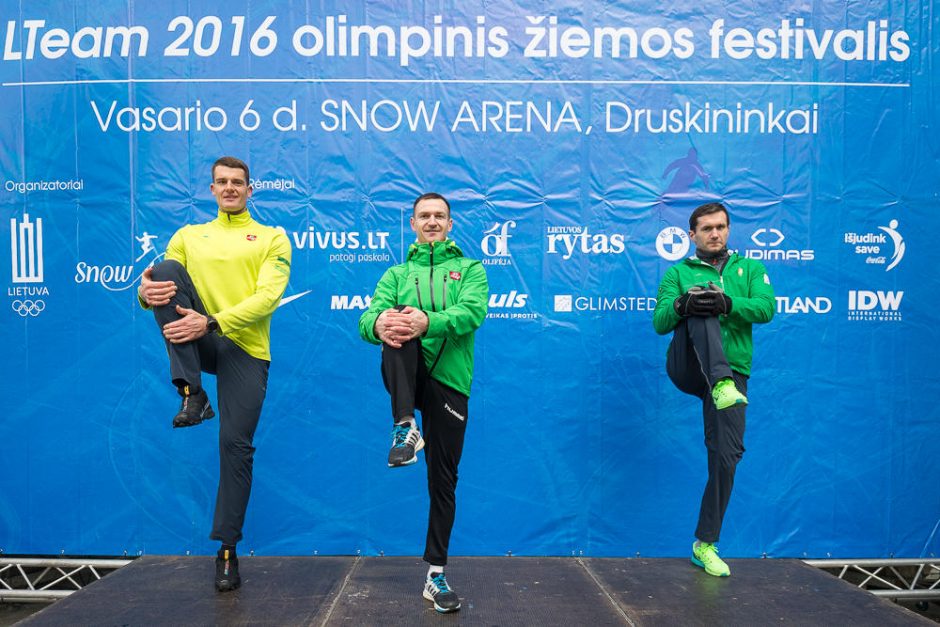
[
  {"xmin": 138, "ymin": 156, "xmax": 291, "ymax": 592},
  {"xmin": 359, "ymin": 192, "xmax": 488, "ymax": 613},
  {"xmin": 653, "ymin": 202, "xmax": 774, "ymax": 578}
]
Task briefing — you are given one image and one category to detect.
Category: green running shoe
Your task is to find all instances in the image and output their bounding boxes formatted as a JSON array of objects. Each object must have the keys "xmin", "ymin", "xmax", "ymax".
[
  {"xmin": 711, "ymin": 378, "xmax": 747, "ymax": 410},
  {"xmin": 692, "ymin": 541, "xmax": 730, "ymax": 577}
]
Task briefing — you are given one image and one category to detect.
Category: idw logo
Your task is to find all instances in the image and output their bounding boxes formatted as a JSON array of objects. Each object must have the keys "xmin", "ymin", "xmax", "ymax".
[
  {"xmin": 331, "ymin": 295, "xmax": 372, "ymax": 310},
  {"xmin": 847, "ymin": 290, "xmax": 903, "ymax": 322}
]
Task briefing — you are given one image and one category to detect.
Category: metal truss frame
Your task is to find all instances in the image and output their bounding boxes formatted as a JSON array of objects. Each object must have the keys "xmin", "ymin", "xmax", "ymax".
[
  {"xmin": 0, "ymin": 557, "xmax": 132, "ymax": 603},
  {"xmin": 805, "ymin": 558, "xmax": 940, "ymax": 602}
]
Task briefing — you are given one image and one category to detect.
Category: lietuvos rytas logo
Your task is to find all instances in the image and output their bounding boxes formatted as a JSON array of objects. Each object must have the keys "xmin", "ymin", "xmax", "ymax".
[
  {"xmin": 547, "ymin": 226, "xmax": 626, "ymax": 260},
  {"xmin": 481, "ymin": 221, "xmax": 515, "ymax": 266},
  {"xmin": 9, "ymin": 213, "xmax": 49, "ymax": 317},
  {"xmin": 74, "ymin": 231, "xmax": 165, "ymax": 291},
  {"xmin": 746, "ymin": 228, "xmax": 814, "ymax": 261},
  {"xmin": 844, "ymin": 219, "xmax": 904, "ymax": 271}
]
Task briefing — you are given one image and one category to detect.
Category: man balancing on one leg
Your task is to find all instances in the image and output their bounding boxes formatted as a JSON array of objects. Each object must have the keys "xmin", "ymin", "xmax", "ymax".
[
  {"xmin": 358, "ymin": 192, "xmax": 488, "ymax": 613},
  {"xmin": 652, "ymin": 202, "xmax": 774, "ymax": 577},
  {"xmin": 137, "ymin": 156, "xmax": 291, "ymax": 591}
]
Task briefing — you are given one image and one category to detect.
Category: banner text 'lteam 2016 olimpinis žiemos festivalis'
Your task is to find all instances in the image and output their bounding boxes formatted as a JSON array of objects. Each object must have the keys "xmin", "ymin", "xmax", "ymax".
[{"xmin": 0, "ymin": 1, "xmax": 936, "ymax": 559}]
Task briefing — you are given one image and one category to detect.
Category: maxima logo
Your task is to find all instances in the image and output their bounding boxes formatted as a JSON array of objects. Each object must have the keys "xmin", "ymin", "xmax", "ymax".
[
  {"xmin": 546, "ymin": 226, "xmax": 626, "ymax": 260},
  {"xmin": 746, "ymin": 228, "xmax": 814, "ymax": 261},
  {"xmin": 656, "ymin": 226, "xmax": 690, "ymax": 261},
  {"xmin": 331, "ymin": 294, "xmax": 372, "ymax": 310},
  {"xmin": 775, "ymin": 296, "xmax": 831, "ymax": 314},
  {"xmin": 9, "ymin": 213, "xmax": 49, "ymax": 317},
  {"xmin": 844, "ymin": 219, "xmax": 905, "ymax": 271},
  {"xmin": 554, "ymin": 294, "xmax": 656, "ymax": 312},
  {"xmin": 847, "ymin": 290, "xmax": 902, "ymax": 322},
  {"xmin": 281, "ymin": 227, "xmax": 391, "ymax": 263},
  {"xmin": 481, "ymin": 221, "xmax": 515, "ymax": 266}
]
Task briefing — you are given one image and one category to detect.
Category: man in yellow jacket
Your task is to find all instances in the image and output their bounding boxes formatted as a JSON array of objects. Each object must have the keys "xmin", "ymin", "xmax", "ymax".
[{"xmin": 137, "ymin": 156, "xmax": 291, "ymax": 592}]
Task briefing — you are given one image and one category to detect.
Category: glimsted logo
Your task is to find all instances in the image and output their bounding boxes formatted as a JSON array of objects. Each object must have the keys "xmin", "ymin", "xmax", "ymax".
[
  {"xmin": 656, "ymin": 226, "xmax": 690, "ymax": 261},
  {"xmin": 775, "ymin": 296, "xmax": 831, "ymax": 314},
  {"xmin": 9, "ymin": 213, "xmax": 49, "ymax": 317},
  {"xmin": 847, "ymin": 290, "xmax": 902, "ymax": 322},
  {"xmin": 481, "ymin": 221, "xmax": 515, "ymax": 266},
  {"xmin": 280, "ymin": 226, "xmax": 390, "ymax": 264},
  {"xmin": 554, "ymin": 294, "xmax": 657, "ymax": 313},
  {"xmin": 74, "ymin": 231, "xmax": 165, "ymax": 291},
  {"xmin": 546, "ymin": 226, "xmax": 626, "ymax": 260},
  {"xmin": 844, "ymin": 219, "xmax": 905, "ymax": 271},
  {"xmin": 746, "ymin": 228, "xmax": 814, "ymax": 262}
]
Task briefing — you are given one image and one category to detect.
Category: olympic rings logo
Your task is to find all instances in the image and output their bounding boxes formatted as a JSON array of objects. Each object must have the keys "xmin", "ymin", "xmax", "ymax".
[{"xmin": 11, "ymin": 299, "xmax": 45, "ymax": 317}]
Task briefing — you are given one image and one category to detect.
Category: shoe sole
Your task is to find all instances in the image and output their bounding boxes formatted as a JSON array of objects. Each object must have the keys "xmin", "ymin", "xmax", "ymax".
[
  {"xmin": 387, "ymin": 436, "xmax": 425, "ymax": 467},
  {"xmin": 215, "ymin": 577, "xmax": 241, "ymax": 592},
  {"xmin": 173, "ymin": 406, "xmax": 216, "ymax": 429},
  {"xmin": 714, "ymin": 398, "xmax": 747, "ymax": 411},
  {"xmin": 423, "ymin": 589, "xmax": 460, "ymax": 613},
  {"xmin": 691, "ymin": 556, "xmax": 730, "ymax": 577}
]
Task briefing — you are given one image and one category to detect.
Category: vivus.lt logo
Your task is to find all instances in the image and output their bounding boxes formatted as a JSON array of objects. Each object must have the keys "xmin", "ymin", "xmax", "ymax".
[
  {"xmin": 481, "ymin": 221, "xmax": 515, "ymax": 266},
  {"xmin": 844, "ymin": 219, "xmax": 905, "ymax": 271},
  {"xmin": 9, "ymin": 213, "xmax": 49, "ymax": 317},
  {"xmin": 74, "ymin": 231, "xmax": 164, "ymax": 290}
]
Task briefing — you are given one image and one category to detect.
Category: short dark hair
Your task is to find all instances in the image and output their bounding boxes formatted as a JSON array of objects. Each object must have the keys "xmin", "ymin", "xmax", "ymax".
[
  {"xmin": 689, "ymin": 202, "xmax": 729, "ymax": 231},
  {"xmin": 212, "ymin": 156, "xmax": 250, "ymax": 183},
  {"xmin": 413, "ymin": 192, "xmax": 450, "ymax": 216}
]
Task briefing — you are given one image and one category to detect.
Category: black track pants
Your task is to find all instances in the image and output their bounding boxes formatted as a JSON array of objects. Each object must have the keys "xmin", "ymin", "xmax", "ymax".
[
  {"xmin": 150, "ymin": 259, "xmax": 269, "ymax": 546},
  {"xmin": 382, "ymin": 338, "xmax": 468, "ymax": 566},
  {"xmin": 666, "ymin": 316, "xmax": 747, "ymax": 544}
]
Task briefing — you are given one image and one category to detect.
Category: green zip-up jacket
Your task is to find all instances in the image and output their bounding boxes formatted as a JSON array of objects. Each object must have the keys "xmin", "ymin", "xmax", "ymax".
[
  {"xmin": 653, "ymin": 252, "xmax": 775, "ymax": 376},
  {"xmin": 359, "ymin": 239, "xmax": 488, "ymax": 397},
  {"xmin": 139, "ymin": 209, "xmax": 291, "ymax": 361}
]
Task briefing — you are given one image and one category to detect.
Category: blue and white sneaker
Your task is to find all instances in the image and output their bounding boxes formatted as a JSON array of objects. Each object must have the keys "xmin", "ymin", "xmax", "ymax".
[
  {"xmin": 388, "ymin": 421, "xmax": 424, "ymax": 467},
  {"xmin": 423, "ymin": 571, "xmax": 461, "ymax": 613}
]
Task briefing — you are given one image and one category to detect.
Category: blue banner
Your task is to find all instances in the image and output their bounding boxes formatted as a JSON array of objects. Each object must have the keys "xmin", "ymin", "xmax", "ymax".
[{"xmin": 1, "ymin": 0, "xmax": 937, "ymax": 559}]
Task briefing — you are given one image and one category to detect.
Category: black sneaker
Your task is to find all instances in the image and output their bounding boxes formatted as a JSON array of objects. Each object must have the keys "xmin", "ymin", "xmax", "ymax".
[
  {"xmin": 173, "ymin": 386, "xmax": 215, "ymax": 428},
  {"xmin": 215, "ymin": 549, "xmax": 241, "ymax": 592},
  {"xmin": 423, "ymin": 571, "xmax": 460, "ymax": 613},
  {"xmin": 388, "ymin": 421, "xmax": 425, "ymax": 467}
]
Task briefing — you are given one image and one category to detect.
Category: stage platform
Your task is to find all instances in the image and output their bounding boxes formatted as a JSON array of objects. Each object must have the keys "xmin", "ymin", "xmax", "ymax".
[{"xmin": 18, "ymin": 556, "xmax": 931, "ymax": 626}]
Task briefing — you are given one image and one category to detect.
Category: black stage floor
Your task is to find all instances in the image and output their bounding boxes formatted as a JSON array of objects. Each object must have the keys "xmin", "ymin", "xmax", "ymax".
[{"xmin": 19, "ymin": 556, "xmax": 930, "ymax": 626}]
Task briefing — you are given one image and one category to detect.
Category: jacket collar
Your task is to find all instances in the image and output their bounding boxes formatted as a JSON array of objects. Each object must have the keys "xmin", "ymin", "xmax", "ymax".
[
  {"xmin": 407, "ymin": 239, "xmax": 464, "ymax": 264},
  {"xmin": 214, "ymin": 208, "xmax": 254, "ymax": 228}
]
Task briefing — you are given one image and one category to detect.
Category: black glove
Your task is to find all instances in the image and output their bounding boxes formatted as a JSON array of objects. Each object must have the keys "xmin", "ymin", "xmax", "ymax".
[
  {"xmin": 705, "ymin": 281, "xmax": 733, "ymax": 315},
  {"xmin": 675, "ymin": 286, "xmax": 709, "ymax": 317}
]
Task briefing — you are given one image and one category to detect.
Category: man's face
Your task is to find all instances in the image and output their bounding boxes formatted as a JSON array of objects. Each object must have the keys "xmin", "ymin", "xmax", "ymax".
[
  {"xmin": 211, "ymin": 165, "xmax": 252, "ymax": 214},
  {"xmin": 690, "ymin": 211, "xmax": 729, "ymax": 254},
  {"xmin": 410, "ymin": 198, "xmax": 452, "ymax": 244}
]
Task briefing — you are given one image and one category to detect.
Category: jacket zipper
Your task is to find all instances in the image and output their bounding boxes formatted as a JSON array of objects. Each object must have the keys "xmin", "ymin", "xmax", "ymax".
[
  {"xmin": 429, "ymin": 245, "xmax": 436, "ymax": 311},
  {"xmin": 427, "ymin": 250, "xmax": 449, "ymax": 376},
  {"xmin": 414, "ymin": 277, "xmax": 424, "ymax": 309}
]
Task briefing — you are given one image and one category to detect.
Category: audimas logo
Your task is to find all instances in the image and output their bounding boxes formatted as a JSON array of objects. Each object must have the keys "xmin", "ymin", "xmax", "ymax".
[
  {"xmin": 746, "ymin": 228, "xmax": 814, "ymax": 262},
  {"xmin": 481, "ymin": 221, "xmax": 515, "ymax": 266},
  {"xmin": 844, "ymin": 219, "xmax": 905, "ymax": 271},
  {"xmin": 9, "ymin": 213, "xmax": 49, "ymax": 317},
  {"xmin": 847, "ymin": 290, "xmax": 902, "ymax": 322},
  {"xmin": 656, "ymin": 227, "xmax": 690, "ymax": 261},
  {"xmin": 74, "ymin": 231, "xmax": 165, "ymax": 291}
]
